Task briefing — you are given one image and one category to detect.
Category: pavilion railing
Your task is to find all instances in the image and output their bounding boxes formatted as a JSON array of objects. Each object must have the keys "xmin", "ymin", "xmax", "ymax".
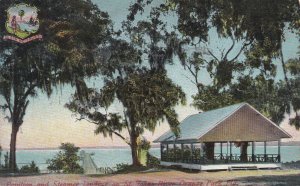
[{"xmin": 161, "ymin": 151, "xmax": 280, "ymax": 164}]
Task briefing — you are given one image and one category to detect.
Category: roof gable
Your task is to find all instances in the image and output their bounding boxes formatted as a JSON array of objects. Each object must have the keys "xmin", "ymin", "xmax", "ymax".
[
  {"xmin": 154, "ymin": 103, "xmax": 291, "ymax": 143},
  {"xmin": 154, "ymin": 103, "xmax": 246, "ymax": 142},
  {"xmin": 199, "ymin": 104, "xmax": 291, "ymax": 142}
]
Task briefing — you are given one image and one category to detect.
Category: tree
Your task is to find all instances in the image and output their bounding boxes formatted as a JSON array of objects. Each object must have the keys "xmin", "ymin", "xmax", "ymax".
[
  {"xmin": 18, "ymin": 10, "xmax": 25, "ymax": 21},
  {"xmin": 67, "ymin": 69, "xmax": 186, "ymax": 166},
  {"xmin": 286, "ymin": 56, "xmax": 300, "ymax": 129},
  {"xmin": 47, "ymin": 143, "xmax": 83, "ymax": 173},
  {"xmin": 230, "ymin": 75, "xmax": 289, "ymax": 124},
  {"xmin": 160, "ymin": 0, "xmax": 298, "ymax": 110},
  {"xmin": 151, "ymin": 0, "xmax": 299, "ymax": 158},
  {"xmin": 0, "ymin": 0, "xmax": 111, "ymax": 172},
  {"xmin": 66, "ymin": 5, "xmax": 186, "ymax": 166},
  {"xmin": 19, "ymin": 161, "xmax": 40, "ymax": 174}
]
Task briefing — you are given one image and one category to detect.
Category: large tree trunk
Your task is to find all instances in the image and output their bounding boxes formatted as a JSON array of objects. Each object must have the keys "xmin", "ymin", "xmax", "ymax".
[
  {"xmin": 9, "ymin": 124, "xmax": 19, "ymax": 172},
  {"xmin": 204, "ymin": 142, "xmax": 215, "ymax": 160},
  {"xmin": 240, "ymin": 142, "xmax": 249, "ymax": 162},
  {"xmin": 130, "ymin": 134, "xmax": 141, "ymax": 167}
]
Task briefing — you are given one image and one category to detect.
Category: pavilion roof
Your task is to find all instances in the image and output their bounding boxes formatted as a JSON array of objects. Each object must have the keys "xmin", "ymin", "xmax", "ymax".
[{"xmin": 153, "ymin": 103, "xmax": 291, "ymax": 143}]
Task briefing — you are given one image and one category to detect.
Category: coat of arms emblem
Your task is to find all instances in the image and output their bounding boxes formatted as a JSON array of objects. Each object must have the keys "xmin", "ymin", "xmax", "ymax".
[{"xmin": 4, "ymin": 3, "xmax": 42, "ymax": 43}]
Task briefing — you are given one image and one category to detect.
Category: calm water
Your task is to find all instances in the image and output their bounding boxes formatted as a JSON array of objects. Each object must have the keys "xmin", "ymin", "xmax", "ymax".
[{"xmin": 0, "ymin": 146, "xmax": 299, "ymax": 171}]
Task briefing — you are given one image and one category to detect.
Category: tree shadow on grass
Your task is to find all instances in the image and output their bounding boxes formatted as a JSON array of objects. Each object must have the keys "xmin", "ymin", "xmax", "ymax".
[{"xmin": 236, "ymin": 174, "xmax": 300, "ymax": 186}]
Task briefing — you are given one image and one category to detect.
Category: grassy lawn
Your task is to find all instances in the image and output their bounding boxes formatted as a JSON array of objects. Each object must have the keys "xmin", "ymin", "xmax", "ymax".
[{"xmin": 6, "ymin": 25, "xmax": 31, "ymax": 39}]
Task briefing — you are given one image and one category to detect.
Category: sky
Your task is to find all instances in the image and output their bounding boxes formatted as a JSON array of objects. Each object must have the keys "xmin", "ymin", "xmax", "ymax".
[{"xmin": 0, "ymin": 0, "xmax": 299, "ymax": 149}]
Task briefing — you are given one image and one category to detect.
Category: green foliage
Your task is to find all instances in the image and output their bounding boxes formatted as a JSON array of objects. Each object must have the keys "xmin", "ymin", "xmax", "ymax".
[
  {"xmin": 0, "ymin": 0, "xmax": 111, "ymax": 171},
  {"xmin": 114, "ymin": 163, "xmax": 131, "ymax": 172},
  {"xmin": 163, "ymin": 0, "xmax": 298, "ymax": 48},
  {"xmin": 137, "ymin": 137, "xmax": 151, "ymax": 151},
  {"xmin": 286, "ymin": 57, "xmax": 300, "ymax": 129},
  {"xmin": 290, "ymin": 116, "xmax": 300, "ymax": 130},
  {"xmin": 155, "ymin": 0, "xmax": 299, "ymax": 127},
  {"xmin": 67, "ymin": 68, "xmax": 186, "ymax": 166},
  {"xmin": 4, "ymin": 152, "xmax": 9, "ymax": 169},
  {"xmin": 66, "ymin": 5, "xmax": 187, "ymax": 166},
  {"xmin": 114, "ymin": 163, "xmax": 148, "ymax": 173},
  {"xmin": 136, "ymin": 137, "xmax": 151, "ymax": 166},
  {"xmin": 192, "ymin": 86, "xmax": 236, "ymax": 112},
  {"xmin": 232, "ymin": 76, "xmax": 290, "ymax": 124},
  {"xmin": 18, "ymin": 10, "xmax": 25, "ymax": 19},
  {"xmin": 19, "ymin": 161, "xmax": 40, "ymax": 174},
  {"xmin": 146, "ymin": 153, "xmax": 160, "ymax": 168},
  {"xmin": 287, "ymin": 59, "xmax": 300, "ymax": 76},
  {"xmin": 192, "ymin": 74, "xmax": 290, "ymax": 124},
  {"xmin": 67, "ymin": 71, "xmax": 186, "ymax": 132},
  {"xmin": 162, "ymin": 146, "xmax": 202, "ymax": 162},
  {"xmin": 47, "ymin": 143, "xmax": 83, "ymax": 174}
]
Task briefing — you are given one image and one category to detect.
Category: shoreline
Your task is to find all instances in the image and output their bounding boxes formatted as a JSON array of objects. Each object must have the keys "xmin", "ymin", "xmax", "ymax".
[{"xmin": 1, "ymin": 142, "xmax": 299, "ymax": 151}]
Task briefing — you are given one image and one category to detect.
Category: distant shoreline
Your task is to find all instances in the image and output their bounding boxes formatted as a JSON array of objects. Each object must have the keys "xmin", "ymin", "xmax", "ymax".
[
  {"xmin": 1, "ymin": 141, "xmax": 299, "ymax": 151},
  {"xmin": 2, "ymin": 145, "xmax": 160, "ymax": 151}
]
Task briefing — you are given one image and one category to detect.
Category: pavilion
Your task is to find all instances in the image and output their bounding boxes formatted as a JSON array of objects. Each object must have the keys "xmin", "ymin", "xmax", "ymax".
[{"xmin": 153, "ymin": 103, "xmax": 291, "ymax": 171}]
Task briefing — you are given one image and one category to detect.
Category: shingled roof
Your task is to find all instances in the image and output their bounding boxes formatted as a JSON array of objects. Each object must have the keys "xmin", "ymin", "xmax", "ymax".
[{"xmin": 154, "ymin": 103, "xmax": 291, "ymax": 143}]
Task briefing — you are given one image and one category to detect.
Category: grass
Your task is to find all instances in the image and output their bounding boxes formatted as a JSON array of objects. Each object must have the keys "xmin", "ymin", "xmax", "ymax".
[{"xmin": 6, "ymin": 25, "xmax": 31, "ymax": 39}]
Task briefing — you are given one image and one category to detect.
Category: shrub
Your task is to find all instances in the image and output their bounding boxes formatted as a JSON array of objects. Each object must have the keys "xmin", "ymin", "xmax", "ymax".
[
  {"xmin": 3, "ymin": 152, "xmax": 9, "ymax": 169},
  {"xmin": 115, "ymin": 163, "xmax": 131, "ymax": 172},
  {"xmin": 19, "ymin": 161, "xmax": 40, "ymax": 174},
  {"xmin": 137, "ymin": 137, "xmax": 151, "ymax": 151},
  {"xmin": 147, "ymin": 153, "xmax": 160, "ymax": 168},
  {"xmin": 47, "ymin": 143, "xmax": 83, "ymax": 174},
  {"xmin": 114, "ymin": 163, "xmax": 148, "ymax": 173}
]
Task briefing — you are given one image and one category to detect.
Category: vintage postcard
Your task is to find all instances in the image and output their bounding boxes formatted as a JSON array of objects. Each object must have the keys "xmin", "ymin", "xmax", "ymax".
[{"xmin": 0, "ymin": 0, "xmax": 299, "ymax": 185}]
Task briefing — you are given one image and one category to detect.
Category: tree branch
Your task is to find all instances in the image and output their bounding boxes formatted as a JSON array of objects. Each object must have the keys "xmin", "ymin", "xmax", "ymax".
[
  {"xmin": 280, "ymin": 47, "xmax": 292, "ymax": 92},
  {"xmin": 186, "ymin": 64, "xmax": 201, "ymax": 92},
  {"xmin": 224, "ymin": 36, "xmax": 235, "ymax": 60},
  {"xmin": 21, "ymin": 83, "xmax": 37, "ymax": 103},
  {"xmin": 183, "ymin": 74, "xmax": 197, "ymax": 87},
  {"xmin": 3, "ymin": 93, "xmax": 13, "ymax": 117},
  {"xmin": 17, "ymin": 100, "xmax": 30, "ymax": 127},
  {"xmin": 78, "ymin": 117, "xmax": 131, "ymax": 146},
  {"xmin": 13, "ymin": 83, "xmax": 37, "ymax": 126},
  {"xmin": 229, "ymin": 40, "xmax": 253, "ymax": 62},
  {"xmin": 123, "ymin": 109, "xmax": 132, "ymax": 136},
  {"xmin": 207, "ymin": 49, "xmax": 220, "ymax": 62}
]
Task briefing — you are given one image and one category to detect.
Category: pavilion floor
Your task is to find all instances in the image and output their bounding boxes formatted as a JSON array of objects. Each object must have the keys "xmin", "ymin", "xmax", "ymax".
[{"xmin": 160, "ymin": 161, "xmax": 282, "ymax": 171}]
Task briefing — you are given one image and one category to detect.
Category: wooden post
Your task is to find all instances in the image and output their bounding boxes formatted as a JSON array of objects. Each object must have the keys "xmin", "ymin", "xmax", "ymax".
[
  {"xmin": 264, "ymin": 141, "xmax": 267, "ymax": 162},
  {"xmin": 226, "ymin": 141, "xmax": 229, "ymax": 163},
  {"xmin": 181, "ymin": 143, "xmax": 184, "ymax": 163},
  {"xmin": 191, "ymin": 143, "xmax": 194, "ymax": 163},
  {"xmin": 252, "ymin": 141, "xmax": 255, "ymax": 162},
  {"xmin": 229, "ymin": 142, "xmax": 232, "ymax": 161},
  {"xmin": 173, "ymin": 142, "xmax": 176, "ymax": 162},
  {"xmin": 160, "ymin": 143, "xmax": 163, "ymax": 161},
  {"xmin": 166, "ymin": 143, "xmax": 169, "ymax": 162},
  {"xmin": 220, "ymin": 142, "xmax": 223, "ymax": 159},
  {"xmin": 278, "ymin": 140, "xmax": 281, "ymax": 162},
  {"xmin": 199, "ymin": 143, "xmax": 203, "ymax": 164}
]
